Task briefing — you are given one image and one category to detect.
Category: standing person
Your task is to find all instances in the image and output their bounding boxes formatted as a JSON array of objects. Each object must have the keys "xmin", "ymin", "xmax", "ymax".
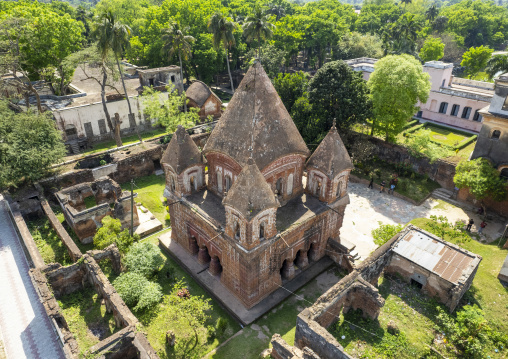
[
  {"xmin": 479, "ymin": 221, "xmax": 487, "ymax": 234},
  {"xmin": 380, "ymin": 180, "xmax": 386, "ymax": 193},
  {"xmin": 368, "ymin": 177, "xmax": 374, "ymax": 189},
  {"xmin": 389, "ymin": 183, "xmax": 395, "ymax": 195},
  {"xmin": 466, "ymin": 218, "xmax": 474, "ymax": 232}
]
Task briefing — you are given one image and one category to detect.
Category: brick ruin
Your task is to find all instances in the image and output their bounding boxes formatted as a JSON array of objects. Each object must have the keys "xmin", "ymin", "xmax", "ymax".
[
  {"xmin": 56, "ymin": 177, "xmax": 139, "ymax": 243},
  {"xmin": 271, "ymin": 225, "xmax": 482, "ymax": 359},
  {"xmin": 162, "ymin": 62, "xmax": 354, "ymax": 309}
]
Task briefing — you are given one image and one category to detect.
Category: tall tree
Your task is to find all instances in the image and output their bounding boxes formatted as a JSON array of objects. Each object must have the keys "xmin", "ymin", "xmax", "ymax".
[
  {"xmin": 162, "ymin": 21, "xmax": 195, "ymax": 111},
  {"xmin": 461, "ymin": 46, "xmax": 494, "ymax": 79},
  {"xmin": 485, "ymin": 54, "xmax": 508, "ymax": 80},
  {"xmin": 242, "ymin": 6, "xmax": 275, "ymax": 57},
  {"xmin": 425, "ymin": 4, "xmax": 439, "ymax": 23},
  {"xmin": 208, "ymin": 12, "xmax": 237, "ymax": 93},
  {"xmin": 95, "ymin": 10, "xmax": 141, "ymax": 142},
  {"xmin": 0, "ymin": 100, "xmax": 66, "ymax": 189},
  {"xmin": 419, "ymin": 36, "xmax": 445, "ymax": 62},
  {"xmin": 368, "ymin": 54, "xmax": 430, "ymax": 141}
]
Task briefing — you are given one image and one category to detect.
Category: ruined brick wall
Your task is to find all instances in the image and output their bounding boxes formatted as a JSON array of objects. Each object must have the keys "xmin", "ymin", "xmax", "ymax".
[
  {"xmin": 45, "ymin": 262, "xmax": 87, "ymax": 298},
  {"xmin": 457, "ymin": 187, "xmax": 508, "ymax": 217},
  {"xmin": 271, "ymin": 334, "xmax": 321, "ymax": 359},
  {"xmin": 39, "ymin": 169, "xmax": 95, "ymax": 196},
  {"xmin": 109, "ymin": 145, "xmax": 163, "ymax": 184}
]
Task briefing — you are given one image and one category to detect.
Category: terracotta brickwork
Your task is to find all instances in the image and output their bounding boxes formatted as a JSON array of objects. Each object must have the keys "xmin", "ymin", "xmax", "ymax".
[{"xmin": 162, "ymin": 63, "xmax": 354, "ymax": 309}]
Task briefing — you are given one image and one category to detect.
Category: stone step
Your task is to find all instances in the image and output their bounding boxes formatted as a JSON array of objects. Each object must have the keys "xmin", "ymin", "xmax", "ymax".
[
  {"xmin": 431, "ymin": 191, "xmax": 469, "ymax": 210},
  {"xmin": 69, "ymin": 142, "xmax": 80, "ymax": 154},
  {"xmin": 434, "ymin": 188, "xmax": 454, "ymax": 197}
]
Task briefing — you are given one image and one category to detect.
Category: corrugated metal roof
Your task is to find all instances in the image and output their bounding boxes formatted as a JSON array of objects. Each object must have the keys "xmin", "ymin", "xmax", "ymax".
[{"xmin": 393, "ymin": 230, "xmax": 475, "ymax": 284}]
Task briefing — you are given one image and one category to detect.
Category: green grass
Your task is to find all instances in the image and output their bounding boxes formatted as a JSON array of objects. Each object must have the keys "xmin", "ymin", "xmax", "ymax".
[
  {"xmin": 334, "ymin": 217, "xmax": 508, "ymax": 358},
  {"xmin": 423, "ymin": 124, "xmax": 470, "ymax": 147},
  {"xmin": 83, "ymin": 196, "xmax": 97, "ymax": 209},
  {"xmin": 210, "ymin": 268, "xmax": 343, "ymax": 359},
  {"xmin": 58, "ymin": 287, "xmax": 119, "ymax": 355},
  {"xmin": 120, "ymin": 233, "xmax": 241, "ymax": 359},
  {"xmin": 79, "ymin": 127, "xmax": 168, "ymax": 157},
  {"xmin": 26, "ymin": 216, "xmax": 73, "ymax": 265},
  {"xmin": 121, "ymin": 174, "xmax": 168, "ymax": 224}
]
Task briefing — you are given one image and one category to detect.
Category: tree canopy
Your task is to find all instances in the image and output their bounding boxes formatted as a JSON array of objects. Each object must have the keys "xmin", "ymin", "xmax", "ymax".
[
  {"xmin": 454, "ymin": 158, "xmax": 507, "ymax": 202},
  {"xmin": 419, "ymin": 36, "xmax": 445, "ymax": 62},
  {"xmin": 368, "ymin": 54, "xmax": 430, "ymax": 141},
  {"xmin": 461, "ymin": 46, "xmax": 494, "ymax": 79}
]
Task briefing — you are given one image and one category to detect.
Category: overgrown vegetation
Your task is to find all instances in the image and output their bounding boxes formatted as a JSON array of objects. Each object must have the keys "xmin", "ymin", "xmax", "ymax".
[
  {"xmin": 124, "ymin": 242, "xmax": 164, "ymax": 279},
  {"xmin": 371, "ymin": 222, "xmax": 404, "ymax": 246},
  {"xmin": 93, "ymin": 216, "xmax": 138, "ymax": 253},
  {"xmin": 27, "ymin": 216, "xmax": 73, "ymax": 265}
]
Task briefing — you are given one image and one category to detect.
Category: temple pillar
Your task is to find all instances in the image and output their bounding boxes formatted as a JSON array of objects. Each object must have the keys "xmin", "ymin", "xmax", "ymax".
[
  {"xmin": 295, "ymin": 251, "xmax": 309, "ymax": 269},
  {"xmin": 190, "ymin": 237, "xmax": 199, "ymax": 255},
  {"xmin": 198, "ymin": 246, "xmax": 210, "ymax": 264},
  {"xmin": 209, "ymin": 256, "xmax": 222, "ymax": 276}
]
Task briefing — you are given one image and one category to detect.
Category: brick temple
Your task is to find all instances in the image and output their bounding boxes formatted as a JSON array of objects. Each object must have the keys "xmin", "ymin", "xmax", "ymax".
[{"xmin": 161, "ymin": 62, "xmax": 353, "ymax": 308}]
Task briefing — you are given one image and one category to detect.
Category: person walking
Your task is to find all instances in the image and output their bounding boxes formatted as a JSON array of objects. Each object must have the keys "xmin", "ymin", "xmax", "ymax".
[
  {"xmin": 368, "ymin": 177, "xmax": 374, "ymax": 189},
  {"xmin": 479, "ymin": 221, "xmax": 487, "ymax": 234},
  {"xmin": 466, "ymin": 218, "xmax": 474, "ymax": 232},
  {"xmin": 380, "ymin": 180, "xmax": 386, "ymax": 193}
]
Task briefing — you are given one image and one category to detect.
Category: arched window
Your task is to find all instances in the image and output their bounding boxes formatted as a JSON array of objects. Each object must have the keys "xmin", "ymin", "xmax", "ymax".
[
  {"xmin": 287, "ymin": 174, "xmax": 294, "ymax": 195},
  {"xmin": 491, "ymin": 130, "xmax": 501, "ymax": 140},
  {"xmin": 259, "ymin": 222, "xmax": 265, "ymax": 240},
  {"xmin": 461, "ymin": 107, "xmax": 472, "ymax": 119},
  {"xmin": 190, "ymin": 176, "xmax": 196, "ymax": 192},
  {"xmin": 336, "ymin": 180, "xmax": 342, "ymax": 197},
  {"xmin": 315, "ymin": 181, "xmax": 321, "ymax": 197},
  {"xmin": 225, "ymin": 175, "xmax": 232, "ymax": 191},
  {"xmin": 439, "ymin": 102, "xmax": 448, "ymax": 114},
  {"xmin": 217, "ymin": 171, "xmax": 222, "ymax": 193},
  {"xmin": 234, "ymin": 222, "xmax": 241, "ymax": 240},
  {"xmin": 171, "ymin": 177, "xmax": 176, "ymax": 191},
  {"xmin": 276, "ymin": 178, "xmax": 283, "ymax": 194}
]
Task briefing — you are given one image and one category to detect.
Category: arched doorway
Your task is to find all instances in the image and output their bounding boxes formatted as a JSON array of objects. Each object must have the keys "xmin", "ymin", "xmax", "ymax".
[
  {"xmin": 198, "ymin": 245, "xmax": 211, "ymax": 265},
  {"xmin": 189, "ymin": 236, "xmax": 199, "ymax": 255},
  {"xmin": 294, "ymin": 249, "xmax": 309, "ymax": 269},
  {"xmin": 308, "ymin": 243, "xmax": 319, "ymax": 262},
  {"xmin": 280, "ymin": 259, "xmax": 295, "ymax": 281},
  {"xmin": 209, "ymin": 255, "xmax": 223, "ymax": 277},
  {"xmin": 190, "ymin": 176, "xmax": 195, "ymax": 193}
]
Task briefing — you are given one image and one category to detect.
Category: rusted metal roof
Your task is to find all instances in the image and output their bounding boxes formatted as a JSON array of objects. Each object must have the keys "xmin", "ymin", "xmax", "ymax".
[{"xmin": 393, "ymin": 229, "xmax": 478, "ymax": 284}]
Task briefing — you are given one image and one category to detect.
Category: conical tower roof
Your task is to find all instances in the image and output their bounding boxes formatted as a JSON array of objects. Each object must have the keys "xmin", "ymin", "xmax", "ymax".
[
  {"xmin": 223, "ymin": 157, "xmax": 279, "ymax": 220},
  {"xmin": 203, "ymin": 61, "xmax": 309, "ymax": 170},
  {"xmin": 161, "ymin": 125, "xmax": 203, "ymax": 174},
  {"xmin": 306, "ymin": 123, "xmax": 353, "ymax": 179}
]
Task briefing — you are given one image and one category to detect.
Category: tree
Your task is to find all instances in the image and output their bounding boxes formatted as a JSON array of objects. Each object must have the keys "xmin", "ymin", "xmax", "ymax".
[
  {"xmin": 461, "ymin": 46, "xmax": 494, "ymax": 79},
  {"xmin": 113, "ymin": 272, "xmax": 162, "ymax": 311},
  {"xmin": 454, "ymin": 158, "xmax": 507, "ymax": 207},
  {"xmin": 372, "ymin": 222, "xmax": 404, "ymax": 246},
  {"xmin": 336, "ymin": 32, "xmax": 384, "ymax": 60},
  {"xmin": 307, "ymin": 60, "xmax": 372, "ymax": 142},
  {"xmin": 419, "ymin": 37, "xmax": 445, "ymax": 62},
  {"xmin": 124, "ymin": 243, "xmax": 164, "ymax": 279},
  {"xmin": 485, "ymin": 54, "xmax": 508, "ymax": 80},
  {"xmin": 425, "ymin": 4, "xmax": 439, "ymax": 23},
  {"xmin": 386, "ymin": 13, "xmax": 422, "ymax": 56},
  {"xmin": 400, "ymin": 0, "xmax": 412, "ymax": 10},
  {"xmin": 93, "ymin": 216, "xmax": 137, "ymax": 253},
  {"xmin": 242, "ymin": 6, "xmax": 275, "ymax": 57},
  {"xmin": 273, "ymin": 71, "xmax": 309, "ymax": 114},
  {"xmin": 208, "ymin": 12, "xmax": 237, "ymax": 93},
  {"xmin": 368, "ymin": 54, "xmax": 430, "ymax": 141},
  {"xmin": 162, "ymin": 21, "xmax": 195, "ymax": 111},
  {"xmin": 0, "ymin": 100, "xmax": 66, "ymax": 189},
  {"xmin": 404, "ymin": 129, "xmax": 453, "ymax": 163},
  {"xmin": 94, "ymin": 10, "xmax": 141, "ymax": 142},
  {"xmin": 141, "ymin": 87, "xmax": 199, "ymax": 133}
]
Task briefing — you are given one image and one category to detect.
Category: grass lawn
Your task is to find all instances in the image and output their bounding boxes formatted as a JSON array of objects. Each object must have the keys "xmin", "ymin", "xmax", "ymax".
[
  {"xmin": 115, "ymin": 230, "xmax": 242, "ymax": 359},
  {"xmin": 58, "ymin": 287, "xmax": 119, "ymax": 355},
  {"xmin": 209, "ymin": 268, "xmax": 343, "ymax": 359},
  {"xmin": 444, "ymin": 140, "xmax": 476, "ymax": 164},
  {"xmin": 121, "ymin": 174, "xmax": 168, "ymax": 224},
  {"xmin": 423, "ymin": 123, "xmax": 471, "ymax": 148},
  {"xmin": 331, "ymin": 217, "xmax": 508, "ymax": 359}
]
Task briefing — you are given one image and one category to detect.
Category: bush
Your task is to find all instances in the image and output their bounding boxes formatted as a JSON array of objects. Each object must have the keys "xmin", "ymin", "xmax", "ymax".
[
  {"xmin": 372, "ymin": 222, "xmax": 404, "ymax": 246},
  {"xmin": 113, "ymin": 272, "xmax": 162, "ymax": 311},
  {"xmin": 403, "ymin": 123, "xmax": 425, "ymax": 135},
  {"xmin": 455, "ymin": 135, "xmax": 477, "ymax": 150},
  {"xmin": 215, "ymin": 317, "xmax": 228, "ymax": 337},
  {"xmin": 124, "ymin": 242, "xmax": 164, "ymax": 279},
  {"xmin": 93, "ymin": 216, "xmax": 137, "ymax": 253},
  {"xmin": 402, "ymin": 119, "xmax": 420, "ymax": 130}
]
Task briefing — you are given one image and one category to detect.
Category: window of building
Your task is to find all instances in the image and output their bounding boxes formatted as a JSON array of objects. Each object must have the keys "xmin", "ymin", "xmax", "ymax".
[
  {"xmin": 259, "ymin": 222, "xmax": 265, "ymax": 240},
  {"xmin": 65, "ymin": 126, "xmax": 77, "ymax": 137},
  {"xmin": 98, "ymin": 119, "xmax": 107, "ymax": 134},
  {"xmin": 234, "ymin": 222, "xmax": 241, "ymax": 240},
  {"xmin": 171, "ymin": 75, "xmax": 175, "ymax": 83},
  {"xmin": 491, "ymin": 130, "xmax": 501, "ymax": 140},
  {"xmin": 450, "ymin": 104, "xmax": 460, "ymax": 116},
  {"xmin": 416, "ymin": 110, "xmax": 423, "ymax": 118},
  {"xmin": 225, "ymin": 175, "xmax": 232, "ymax": 191},
  {"xmin": 276, "ymin": 178, "xmax": 282, "ymax": 195},
  {"xmin": 473, "ymin": 110, "xmax": 482, "ymax": 122},
  {"xmin": 149, "ymin": 78, "xmax": 154, "ymax": 87},
  {"xmin": 438, "ymin": 102, "xmax": 448, "ymax": 114},
  {"xmin": 336, "ymin": 181, "xmax": 342, "ymax": 197},
  {"xmin": 462, "ymin": 107, "xmax": 472, "ymax": 119},
  {"xmin": 441, "ymin": 79, "xmax": 446, "ymax": 87}
]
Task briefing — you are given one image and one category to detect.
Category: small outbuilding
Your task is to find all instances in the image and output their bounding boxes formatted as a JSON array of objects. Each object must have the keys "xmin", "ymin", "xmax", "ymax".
[
  {"xmin": 186, "ymin": 81, "xmax": 222, "ymax": 120},
  {"xmin": 386, "ymin": 226, "xmax": 482, "ymax": 312}
]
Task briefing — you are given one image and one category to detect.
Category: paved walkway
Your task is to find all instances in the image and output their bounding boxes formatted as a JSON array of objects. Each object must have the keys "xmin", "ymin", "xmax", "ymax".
[
  {"xmin": 0, "ymin": 200, "xmax": 65, "ymax": 359},
  {"xmin": 342, "ymin": 182, "xmax": 507, "ymax": 259}
]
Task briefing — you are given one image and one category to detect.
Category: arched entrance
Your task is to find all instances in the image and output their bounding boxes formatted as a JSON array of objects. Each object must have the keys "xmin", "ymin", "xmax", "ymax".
[
  {"xmin": 280, "ymin": 259, "xmax": 295, "ymax": 281},
  {"xmin": 209, "ymin": 255, "xmax": 223, "ymax": 277},
  {"xmin": 189, "ymin": 236, "xmax": 199, "ymax": 255},
  {"xmin": 198, "ymin": 245, "xmax": 211, "ymax": 265},
  {"xmin": 294, "ymin": 249, "xmax": 309, "ymax": 269},
  {"xmin": 308, "ymin": 243, "xmax": 319, "ymax": 262}
]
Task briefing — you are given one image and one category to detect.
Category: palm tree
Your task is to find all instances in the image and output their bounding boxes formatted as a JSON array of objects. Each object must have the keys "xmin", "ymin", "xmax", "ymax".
[
  {"xmin": 93, "ymin": 11, "xmax": 130, "ymax": 147},
  {"xmin": 208, "ymin": 12, "xmax": 237, "ymax": 93},
  {"xmin": 425, "ymin": 4, "xmax": 439, "ymax": 23},
  {"xmin": 161, "ymin": 22, "xmax": 195, "ymax": 111},
  {"xmin": 267, "ymin": 3, "xmax": 286, "ymax": 21},
  {"xmin": 242, "ymin": 6, "xmax": 275, "ymax": 58},
  {"xmin": 393, "ymin": 13, "xmax": 421, "ymax": 55},
  {"xmin": 486, "ymin": 55, "xmax": 508, "ymax": 80},
  {"xmin": 400, "ymin": 0, "xmax": 412, "ymax": 10}
]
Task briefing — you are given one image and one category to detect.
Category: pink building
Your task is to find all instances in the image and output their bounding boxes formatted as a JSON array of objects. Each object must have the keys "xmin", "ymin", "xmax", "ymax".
[{"xmin": 346, "ymin": 59, "xmax": 494, "ymax": 133}]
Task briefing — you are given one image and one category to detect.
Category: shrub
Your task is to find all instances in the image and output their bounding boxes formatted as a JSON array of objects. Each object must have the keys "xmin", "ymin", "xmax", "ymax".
[
  {"xmin": 93, "ymin": 216, "xmax": 137, "ymax": 253},
  {"xmin": 113, "ymin": 272, "xmax": 162, "ymax": 311},
  {"xmin": 99, "ymin": 160, "xmax": 107, "ymax": 166},
  {"xmin": 124, "ymin": 242, "xmax": 164, "ymax": 279},
  {"xmin": 215, "ymin": 317, "xmax": 228, "ymax": 337},
  {"xmin": 372, "ymin": 222, "xmax": 404, "ymax": 246},
  {"xmin": 454, "ymin": 135, "xmax": 477, "ymax": 150}
]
